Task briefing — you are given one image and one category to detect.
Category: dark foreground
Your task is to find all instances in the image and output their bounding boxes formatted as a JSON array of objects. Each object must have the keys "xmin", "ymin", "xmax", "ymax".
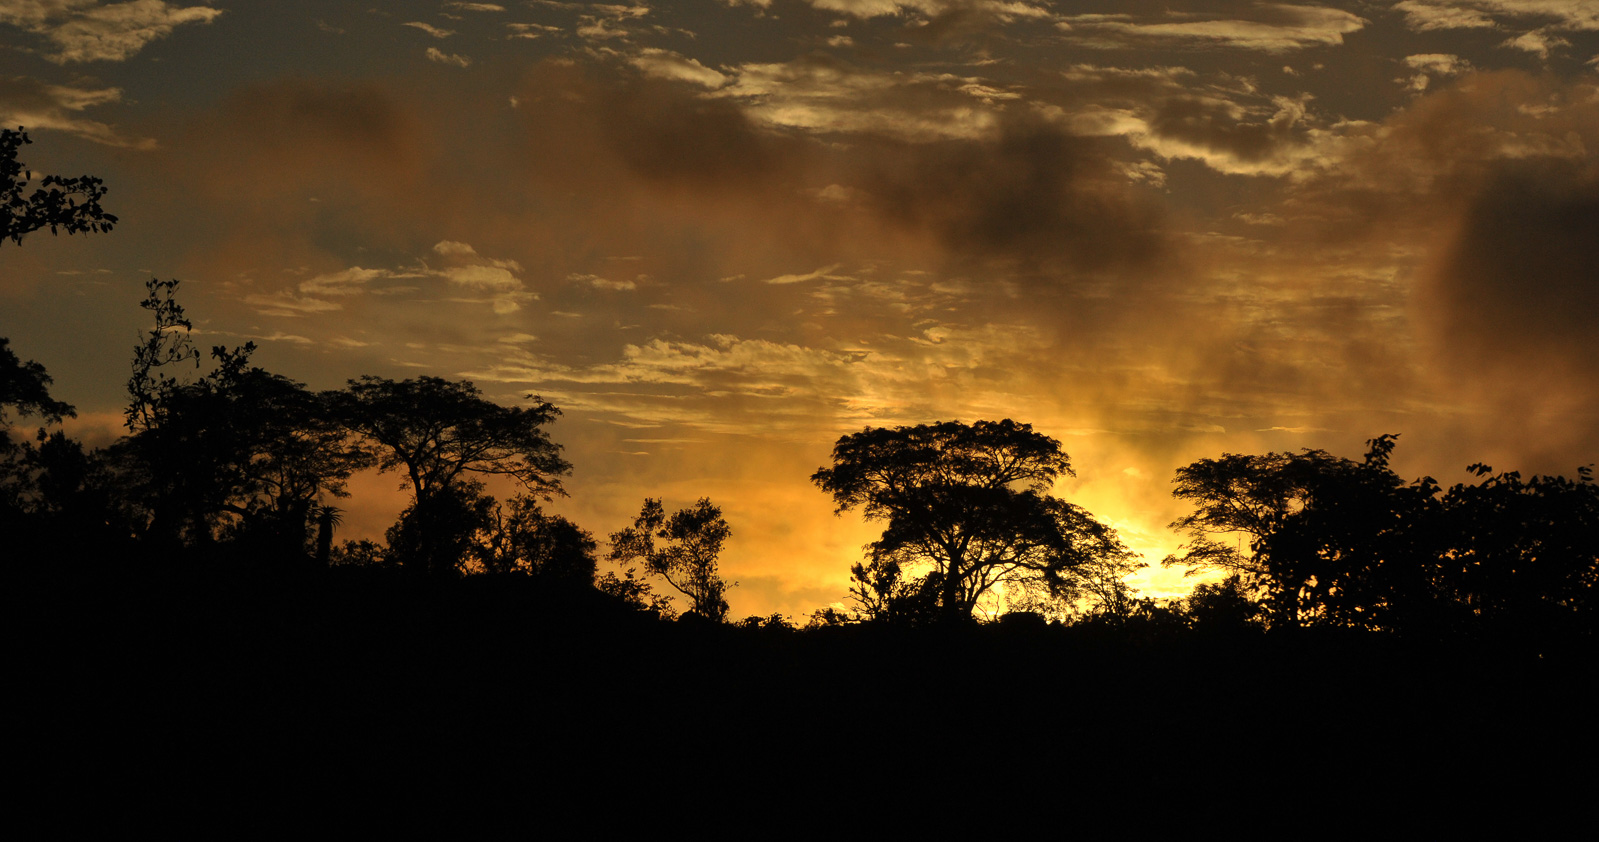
[{"xmin": 13, "ymin": 562, "xmax": 1595, "ymax": 830}]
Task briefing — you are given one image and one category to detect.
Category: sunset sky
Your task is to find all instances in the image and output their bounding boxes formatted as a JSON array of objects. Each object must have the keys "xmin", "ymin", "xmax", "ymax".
[{"xmin": 3, "ymin": 1, "xmax": 1596, "ymax": 618}]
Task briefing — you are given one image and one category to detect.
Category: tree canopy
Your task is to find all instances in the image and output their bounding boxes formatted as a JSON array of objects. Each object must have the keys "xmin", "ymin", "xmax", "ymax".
[
  {"xmin": 339, "ymin": 376, "xmax": 570, "ymax": 575},
  {"xmin": 1165, "ymin": 436, "xmax": 1598, "ymax": 637},
  {"xmin": 113, "ymin": 288, "xmax": 370, "ymax": 551},
  {"xmin": 340, "ymin": 376, "xmax": 569, "ymax": 502},
  {"xmin": 813, "ymin": 419, "xmax": 1138, "ymax": 622}
]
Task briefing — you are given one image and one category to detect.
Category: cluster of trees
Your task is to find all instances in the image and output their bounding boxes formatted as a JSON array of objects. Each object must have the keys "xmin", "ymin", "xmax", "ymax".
[
  {"xmin": 1165, "ymin": 435, "xmax": 1598, "ymax": 640},
  {"xmin": 4, "ymin": 127, "xmax": 1594, "ymax": 642}
]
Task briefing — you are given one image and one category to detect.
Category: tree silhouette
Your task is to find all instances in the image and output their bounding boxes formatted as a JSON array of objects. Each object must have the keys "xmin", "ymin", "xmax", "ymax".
[
  {"xmin": 1437, "ymin": 463, "xmax": 1598, "ymax": 639},
  {"xmin": 813, "ymin": 419, "xmax": 1137, "ymax": 622},
  {"xmin": 1164, "ymin": 435, "xmax": 1599, "ymax": 637},
  {"xmin": 2, "ymin": 127, "xmax": 116, "ymax": 247},
  {"xmin": 1164, "ymin": 437, "xmax": 1419, "ymax": 629},
  {"xmin": 114, "ymin": 281, "xmax": 369, "ymax": 550},
  {"xmin": 339, "ymin": 376, "xmax": 570, "ymax": 575},
  {"xmin": 1, "ymin": 337, "xmax": 76, "ymax": 431},
  {"xmin": 474, "ymin": 493, "xmax": 598, "ymax": 585},
  {"xmin": 608, "ymin": 497, "xmax": 732, "ymax": 621}
]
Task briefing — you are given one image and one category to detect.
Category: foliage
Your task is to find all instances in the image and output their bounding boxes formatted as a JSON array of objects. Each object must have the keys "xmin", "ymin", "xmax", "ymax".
[
  {"xmin": 596, "ymin": 566, "xmax": 678, "ymax": 619},
  {"xmin": 114, "ymin": 281, "xmax": 369, "ymax": 549},
  {"xmin": 608, "ymin": 497, "xmax": 733, "ymax": 622},
  {"xmin": 813, "ymin": 419, "xmax": 1139, "ymax": 622},
  {"xmin": 1, "ymin": 337, "xmax": 76, "ymax": 431},
  {"xmin": 1182, "ymin": 575, "xmax": 1266, "ymax": 631},
  {"xmin": 2, "ymin": 127, "xmax": 116, "ymax": 247},
  {"xmin": 473, "ymin": 493, "xmax": 598, "ymax": 585},
  {"xmin": 124, "ymin": 278, "xmax": 202, "ymax": 433},
  {"xmin": 2, "ymin": 337, "xmax": 79, "ymax": 523},
  {"xmin": 340, "ymin": 375, "xmax": 570, "ymax": 505},
  {"xmin": 385, "ymin": 480, "xmax": 497, "ymax": 576},
  {"xmin": 1435, "ymin": 464, "xmax": 1598, "ymax": 637},
  {"xmin": 1164, "ymin": 436, "xmax": 1421, "ymax": 629},
  {"xmin": 1166, "ymin": 436, "xmax": 1596, "ymax": 638}
]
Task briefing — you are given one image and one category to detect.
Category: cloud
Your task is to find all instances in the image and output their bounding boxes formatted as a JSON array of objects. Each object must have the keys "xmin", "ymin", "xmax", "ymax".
[
  {"xmin": 445, "ymin": 2, "xmax": 506, "ymax": 11},
  {"xmin": 428, "ymin": 240, "xmax": 532, "ymax": 312},
  {"xmin": 0, "ymin": 75, "xmax": 152, "ymax": 147},
  {"xmin": 299, "ymin": 266, "xmax": 394, "ymax": 296},
  {"xmin": 0, "ymin": 0, "xmax": 224, "ymax": 63},
  {"xmin": 1501, "ymin": 29, "xmax": 1571, "ymax": 59},
  {"xmin": 1134, "ymin": 92, "xmax": 1353, "ymax": 177},
  {"xmin": 800, "ymin": 1, "xmax": 1051, "ymax": 24},
  {"xmin": 425, "ymin": 47, "xmax": 472, "ymax": 67},
  {"xmin": 628, "ymin": 48, "xmax": 729, "ymax": 89},
  {"xmin": 1394, "ymin": 1, "xmax": 1497, "ymax": 31},
  {"xmin": 507, "ymin": 22, "xmax": 561, "ymax": 38},
  {"xmin": 1402, "ymin": 53, "xmax": 1473, "ymax": 93},
  {"xmin": 441, "ymin": 264, "xmax": 520, "ymax": 291},
  {"xmin": 853, "ymin": 118, "xmax": 1169, "ymax": 274},
  {"xmin": 1418, "ymin": 161, "xmax": 1599, "ymax": 459},
  {"xmin": 1395, "ymin": 1, "xmax": 1599, "ymax": 33},
  {"xmin": 403, "ymin": 21, "xmax": 456, "ymax": 38},
  {"xmin": 759, "ymin": 263, "xmax": 844, "ymax": 284},
  {"xmin": 568, "ymin": 273, "xmax": 637, "ymax": 290},
  {"xmin": 1060, "ymin": 4, "xmax": 1367, "ymax": 53},
  {"xmin": 576, "ymin": 3, "xmax": 651, "ymax": 41},
  {"xmin": 714, "ymin": 55, "xmax": 1018, "ymax": 140}
]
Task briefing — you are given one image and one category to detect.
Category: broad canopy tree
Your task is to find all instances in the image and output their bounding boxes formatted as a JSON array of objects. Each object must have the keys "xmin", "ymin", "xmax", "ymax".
[
  {"xmin": 813, "ymin": 419, "xmax": 1139, "ymax": 623},
  {"xmin": 340, "ymin": 375, "xmax": 571, "ymax": 575}
]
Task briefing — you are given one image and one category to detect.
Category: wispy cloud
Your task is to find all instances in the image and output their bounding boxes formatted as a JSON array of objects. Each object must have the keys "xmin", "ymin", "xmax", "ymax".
[
  {"xmin": 0, "ymin": 76, "xmax": 153, "ymax": 147},
  {"xmin": 403, "ymin": 21, "xmax": 456, "ymax": 38},
  {"xmin": 425, "ymin": 47, "xmax": 472, "ymax": 67}
]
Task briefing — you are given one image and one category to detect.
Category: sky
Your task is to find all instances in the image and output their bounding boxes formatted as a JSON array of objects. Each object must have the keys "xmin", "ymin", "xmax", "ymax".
[{"xmin": 3, "ymin": 0, "xmax": 1596, "ymax": 618}]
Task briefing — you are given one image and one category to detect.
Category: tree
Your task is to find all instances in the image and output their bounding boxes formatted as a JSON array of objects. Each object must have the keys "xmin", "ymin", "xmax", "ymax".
[
  {"xmin": 1435, "ymin": 464, "xmax": 1598, "ymax": 639},
  {"xmin": 339, "ymin": 375, "xmax": 570, "ymax": 575},
  {"xmin": 1, "ymin": 337, "xmax": 76, "ymax": 431},
  {"xmin": 385, "ymin": 479, "xmax": 496, "ymax": 575},
  {"xmin": 2, "ymin": 337, "xmax": 79, "ymax": 538},
  {"xmin": 474, "ymin": 493, "xmax": 598, "ymax": 586},
  {"xmin": 115, "ymin": 280, "xmax": 369, "ymax": 551},
  {"xmin": 812, "ymin": 419, "xmax": 1139, "ymax": 623},
  {"xmin": 1164, "ymin": 435, "xmax": 1443, "ymax": 631},
  {"xmin": 608, "ymin": 497, "xmax": 733, "ymax": 622},
  {"xmin": 2, "ymin": 127, "xmax": 116, "ymax": 247}
]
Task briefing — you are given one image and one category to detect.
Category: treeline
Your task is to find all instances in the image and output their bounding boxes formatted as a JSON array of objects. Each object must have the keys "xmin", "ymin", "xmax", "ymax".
[
  {"xmin": 3, "ymin": 125, "xmax": 1596, "ymax": 648},
  {"xmin": 4, "ymin": 279, "xmax": 1595, "ymax": 648}
]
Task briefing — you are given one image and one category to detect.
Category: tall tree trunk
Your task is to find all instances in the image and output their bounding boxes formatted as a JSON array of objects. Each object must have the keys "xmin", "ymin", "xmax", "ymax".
[{"xmin": 315, "ymin": 507, "xmax": 334, "ymax": 567}]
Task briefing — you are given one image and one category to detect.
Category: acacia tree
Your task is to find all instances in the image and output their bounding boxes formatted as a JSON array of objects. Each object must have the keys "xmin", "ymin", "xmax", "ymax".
[
  {"xmin": 607, "ymin": 497, "xmax": 732, "ymax": 621},
  {"xmin": 813, "ymin": 419, "xmax": 1138, "ymax": 623},
  {"xmin": 340, "ymin": 376, "xmax": 570, "ymax": 575}
]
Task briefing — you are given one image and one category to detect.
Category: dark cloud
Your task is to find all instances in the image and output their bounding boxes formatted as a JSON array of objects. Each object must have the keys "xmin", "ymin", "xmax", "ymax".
[
  {"xmin": 1425, "ymin": 161, "xmax": 1599, "ymax": 382},
  {"xmin": 855, "ymin": 118, "xmax": 1168, "ymax": 274}
]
